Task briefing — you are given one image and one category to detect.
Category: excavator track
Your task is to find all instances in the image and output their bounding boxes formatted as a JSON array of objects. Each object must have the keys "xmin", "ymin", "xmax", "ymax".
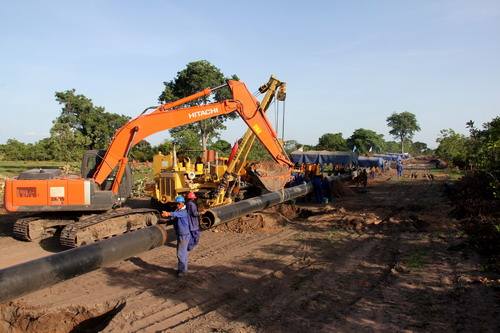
[
  {"xmin": 59, "ymin": 208, "xmax": 159, "ymax": 248},
  {"xmin": 13, "ymin": 216, "xmax": 44, "ymax": 241},
  {"xmin": 13, "ymin": 216, "xmax": 73, "ymax": 242}
]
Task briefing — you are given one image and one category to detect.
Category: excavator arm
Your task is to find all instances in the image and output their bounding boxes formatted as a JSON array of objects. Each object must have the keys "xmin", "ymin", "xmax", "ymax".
[
  {"xmin": 93, "ymin": 80, "xmax": 293, "ymax": 194},
  {"xmin": 211, "ymin": 76, "xmax": 288, "ymax": 205}
]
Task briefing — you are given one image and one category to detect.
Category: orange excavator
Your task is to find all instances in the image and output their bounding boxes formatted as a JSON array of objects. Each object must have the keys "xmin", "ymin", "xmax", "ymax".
[{"xmin": 3, "ymin": 78, "xmax": 293, "ymax": 247}]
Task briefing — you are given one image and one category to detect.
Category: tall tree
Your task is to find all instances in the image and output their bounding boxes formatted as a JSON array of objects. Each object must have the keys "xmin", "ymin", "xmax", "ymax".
[
  {"xmin": 347, "ymin": 128, "xmax": 385, "ymax": 153},
  {"xmin": 171, "ymin": 128, "xmax": 203, "ymax": 160},
  {"xmin": 130, "ymin": 140, "xmax": 155, "ymax": 162},
  {"xmin": 386, "ymin": 111, "xmax": 421, "ymax": 153},
  {"xmin": 384, "ymin": 140, "xmax": 401, "ymax": 153},
  {"xmin": 54, "ymin": 89, "xmax": 130, "ymax": 150},
  {"xmin": 158, "ymin": 60, "xmax": 238, "ymax": 151},
  {"xmin": 410, "ymin": 141, "xmax": 430, "ymax": 155},
  {"xmin": 47, "ymin": 122, "xmax": 88, "ymax": 161},
  {"xmin": 435, "ymin": 129, "xmax": 468, "ymax": 167},
  {"xmin": 316, "ymin": 133, "xmax": 347, "ymax": 151},
  {"xmin": 210, "ymin": 139, "xmax": 232, "ymax": 156}
]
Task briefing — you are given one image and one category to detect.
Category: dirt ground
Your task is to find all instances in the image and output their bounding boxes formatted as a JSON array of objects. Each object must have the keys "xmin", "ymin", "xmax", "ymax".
[{"xmin": 0, "ymin": 177, "xmax": 499, "ymax": 332}]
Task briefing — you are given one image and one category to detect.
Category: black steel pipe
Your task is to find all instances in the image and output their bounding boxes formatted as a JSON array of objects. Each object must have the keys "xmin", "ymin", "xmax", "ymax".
[
  {"xmin": 201, "ymin": 174, "xmax": 349, "ymax": 228},
  {"xmin": 0, "ymin": 224, "xmax": 167, "ymax": 303}
]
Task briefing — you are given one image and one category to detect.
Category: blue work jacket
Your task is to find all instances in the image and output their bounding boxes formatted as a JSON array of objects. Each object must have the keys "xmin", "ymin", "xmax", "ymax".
[
  {"xmin": 171, "ymin": 208, "xmax": 190, "ymax": 236},
  {"xmin": 186, "ymin": 200, "xmax": 200, "ymax": 231}
]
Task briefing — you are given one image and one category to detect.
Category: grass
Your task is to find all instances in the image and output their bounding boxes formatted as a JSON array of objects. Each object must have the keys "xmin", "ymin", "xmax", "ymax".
[
  {"xmin": 430, "ymin": 168, "xmax": 463, "ymax": 181},
  {"xmin": 0, "ymin": 160, "xmax": 78, "ymax": 178},
  {"xmin": 404, "ymin": 250, "xmax": 427, "ymax": 269}
]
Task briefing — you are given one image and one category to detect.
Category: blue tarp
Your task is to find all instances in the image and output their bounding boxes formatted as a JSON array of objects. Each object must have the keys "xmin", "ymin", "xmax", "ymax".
[
  {"xmin": 358, "ymin": 156, "xmax": 384, "ymax": 168},
  {"xmin": 290, "ymin": 150, "xmax": 357, "ymax": 166},
  {"xmin": 373, "ymin": 154, "xmax": 398, "ymax": 161},
  {"xmin": 373, "ymin": 153, "xmax": 410, "ymax": 161}
]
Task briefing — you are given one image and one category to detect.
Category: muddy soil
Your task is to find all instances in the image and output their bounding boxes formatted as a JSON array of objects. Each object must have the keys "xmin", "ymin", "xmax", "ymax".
[{"xmin": 0, "ymin": 178, "xmax": 499, "ymax": 332}]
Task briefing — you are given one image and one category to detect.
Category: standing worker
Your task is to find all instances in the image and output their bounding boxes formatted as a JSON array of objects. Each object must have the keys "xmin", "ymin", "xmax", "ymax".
[
  {"xmin": 162, "ymin": 196, "xmax": 191, "ymax": 277},
  {"xmin": 396, "ymin": 156, "xmax": 404, "ymax": 177},
  {"xmin": 185, "ymin": 192, "xmax": 200, "ymax": 251},
  {"xmin": 312, "ymin": 174, "xmax": 324, "ymax": 204}
]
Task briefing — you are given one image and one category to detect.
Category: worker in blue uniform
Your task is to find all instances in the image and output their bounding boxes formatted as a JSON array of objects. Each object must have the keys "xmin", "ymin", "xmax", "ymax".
[
  {"xmin": 396, "ymin": 156, "xmax": 404, "ymax": 177},
  {"xmin": 185, "ymin": 192, "xmax": 200, "ymax": 251},
  {"xmin": 161, "ymin": 196, "xmax": 191, "ymax": 277},
  {"xmin": 312, "ymin": 175, "xmax": 323, "ymax": 203}
]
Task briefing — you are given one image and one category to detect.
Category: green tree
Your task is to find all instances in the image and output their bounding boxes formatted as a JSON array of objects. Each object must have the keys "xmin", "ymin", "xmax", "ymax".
[
  {"xmin": 0, "ymin": 139, "xmax": 29, "ymax": 160},
  {"xmin": 384, "ymin": 140, "xmax": 401, "ymax": 153},
  {"xmin": 171, "ymin": 128, "xmax": 203, "ymax": 160},
  {"xmin": 158, "ymin": 60, "xmax": 238, "ymax": 151},
  {"xmin": 435, "ymin": 129, "xmax": 468, "ymax": 167},
  {"xmin": 152, "ymin": 139, "xmax": 173, "ymax": 155},
  {"xmin": 54, "ymin": 89, "xmax": 130, "ymax": 150},
  {"xmin": 386, "ymin": 111, "xmax": 421, "ymax": 153},
  {"xmin": 130, "ymin": 140, "xmax": 155, "ymax": 162},
  {"xmin": 247, "ymin": 140, "xmax": 272, "ymax": 161},
  {"xmin": 316, "ymin": 133, "xmax": 347, "ymax": 151},
  {"xmin": 210, "ymin": 139, "xmax": 232, "ymax": 156},
  {"xmin": 347, "ymin": 129, "xmax": 385, "ymax": 153},
  {"xmin": 467, "ymin": 117, "xmax": 500, "ymax": 171},
  {"xmin": 410, "ymin": 141, "xmax": 432, "ymax": 155},
  {"xmin": 47, "ymin": 122, "xmax": 88, "ymax": 161},
  {"xmin": 284, "ymin": 140, "xmax": 301, "ymax": 154}
]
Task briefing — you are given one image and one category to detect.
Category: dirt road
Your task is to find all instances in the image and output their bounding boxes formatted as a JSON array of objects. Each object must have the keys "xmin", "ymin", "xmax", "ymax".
[{"xmin": 0, "ymin": 178, "xmax": 498, "ymax": 332}]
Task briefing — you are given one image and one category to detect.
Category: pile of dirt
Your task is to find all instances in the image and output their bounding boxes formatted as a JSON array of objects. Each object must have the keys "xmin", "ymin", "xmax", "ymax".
[
  {"xmin": 213, "ymin": 204, "xmax": 297, "ymax": 233},
  {"xmin": 302, "ymin": 206, "xmax": 382, "ymax": 232},
  {"xmin": 329, "ymin": 179, "xmax": 354, "ymax": 198},
  {"xmin": 0, "ymin": 301, "xmax": 125, "ymax": 333}
]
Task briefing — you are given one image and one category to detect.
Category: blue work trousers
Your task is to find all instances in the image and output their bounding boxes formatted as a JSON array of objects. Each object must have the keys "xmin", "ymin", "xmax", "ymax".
[
  {"xmin": 177, "ymin": 234, "xmax": 191, "ymax": 273},
  {"xmin": 397, "ymin": 166, "xmax": 403, "ymax": 177}
]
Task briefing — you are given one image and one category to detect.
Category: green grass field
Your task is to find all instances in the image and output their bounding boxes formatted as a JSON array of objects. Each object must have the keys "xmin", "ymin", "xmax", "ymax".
[{"xmin": 0, "ymin": 161, "xmax": 79, "ymax": 178}]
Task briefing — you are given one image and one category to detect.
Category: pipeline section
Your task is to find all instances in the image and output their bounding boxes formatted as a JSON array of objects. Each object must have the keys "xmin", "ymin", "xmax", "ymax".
[
  {"xmin": 0, "ymin": 174, "xmax": 349, "ymax": 303},
  {"xmin": 202, "ymin": 182, "xmax": 312, "ymax": 228},
  {"xmin": 202, "ymin": 174, "xmax": 349, "ymax": 228},
  {"xmin": 0, "ymin": 224, "xmax": 167, "ymax": 303}
]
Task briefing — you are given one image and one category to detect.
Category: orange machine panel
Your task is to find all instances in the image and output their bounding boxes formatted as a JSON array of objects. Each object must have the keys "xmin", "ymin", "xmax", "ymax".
[
  {"xmin": 8, "ymin": 179, "xmax": 49, "ymax": 208},
  {"xmin": 66, "ymin": 179, "xmax": 86, "ymax": 205},
  {"xmin": 45, "ymin": 179, "xmax": 86, "ymax": 206},
  {"xmin": 4, "ymin": 178, "xmax": 87, "ymax": 211}
]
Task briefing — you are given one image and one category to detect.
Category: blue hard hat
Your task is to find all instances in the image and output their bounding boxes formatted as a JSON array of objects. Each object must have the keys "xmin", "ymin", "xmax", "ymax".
[{"xmin": 175, "ymin": 195, "xmax": 185, "ymax": 203}]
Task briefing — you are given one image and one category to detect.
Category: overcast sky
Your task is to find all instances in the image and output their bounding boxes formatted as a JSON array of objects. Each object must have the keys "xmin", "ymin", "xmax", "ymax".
[{"xmin": 1, "ymin": 0, "xmax": 499, "ymax": 148}]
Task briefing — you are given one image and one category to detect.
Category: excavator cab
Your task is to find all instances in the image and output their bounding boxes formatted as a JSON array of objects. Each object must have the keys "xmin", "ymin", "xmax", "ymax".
[{"xmin": 81, "ymin": 150, "xmax": 132, "ymax": 200}]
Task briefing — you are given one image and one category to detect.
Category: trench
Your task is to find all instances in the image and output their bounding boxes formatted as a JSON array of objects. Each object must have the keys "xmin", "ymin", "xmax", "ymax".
[{"xmin": 0, "ymin": 301, "xmax": 125, "ymax": 333}]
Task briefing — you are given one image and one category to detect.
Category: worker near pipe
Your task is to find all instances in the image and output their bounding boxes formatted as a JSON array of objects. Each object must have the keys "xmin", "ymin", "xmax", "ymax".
[
  {"xmin": 185, "ymin": 191, "xmax": 201, "ymax": 250},
  {"xmin": 161, "ymin": 195, "xmax": 193, "ymax": 277}
]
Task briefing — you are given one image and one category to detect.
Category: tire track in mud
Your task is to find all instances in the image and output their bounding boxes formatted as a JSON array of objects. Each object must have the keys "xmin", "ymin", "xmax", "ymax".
[
  {"xmin": 123, "ymin": 239, "xmax": 315, "ymax": 332},
  {"xmin": 117, "ymin": 184, "xmax": 415, "ymax": 332},
  {"xmin": 171, "ymin": 182, "xmax": 436, "ymax": 332},
  {"xmin": 103, "ymin": 227, "xmax": 301, "ymax": 332}
]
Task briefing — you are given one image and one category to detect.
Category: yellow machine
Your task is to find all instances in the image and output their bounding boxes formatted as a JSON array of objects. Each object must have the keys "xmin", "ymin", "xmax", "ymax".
[
  {"xmin": 149, "ymin": 75, "xmax": 288, "ymax": 209},
  {"xmin": 149, "ymin": 145, "xmax": 230, "ymax": 207}
]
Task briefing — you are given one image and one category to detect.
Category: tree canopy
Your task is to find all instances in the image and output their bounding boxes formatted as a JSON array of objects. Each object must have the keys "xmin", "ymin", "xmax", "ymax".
[
  {"xmin": 435, "ymin": 129, "xmax": 469, "ymax": 168},
  {"xmin": 347, "ymin": 128, "xmax": 385, "ymax": 153},
  {"xmin": 209, "ymin": 139, "xmax": 232, "ymax": 156},
  {"xmin": 316, "ymin": 133, "xmax": 347, "ymax": 151},
  {"xmin": 158, "ymin": 60, "xmax": 239, "ymax": 151},
  {"xmin": 54, "ymin": 89, "xmax": 130, "ymax": 150},
  {"xmin": 386, "ymin": 111, "xmax": 421, "ymax": 153}
]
